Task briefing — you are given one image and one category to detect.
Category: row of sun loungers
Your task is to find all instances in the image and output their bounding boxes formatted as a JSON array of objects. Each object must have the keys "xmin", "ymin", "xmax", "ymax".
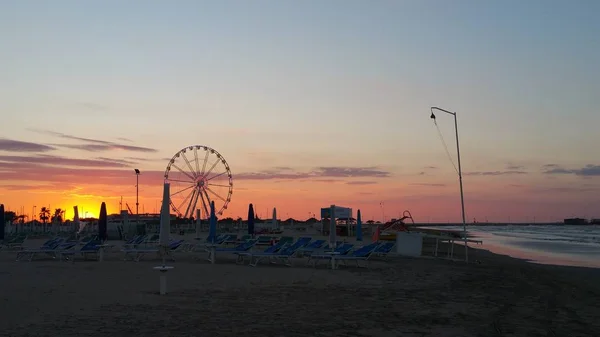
[{"xmin": 9, "ymin": 233, "xmax": 396, "ymax": 268}]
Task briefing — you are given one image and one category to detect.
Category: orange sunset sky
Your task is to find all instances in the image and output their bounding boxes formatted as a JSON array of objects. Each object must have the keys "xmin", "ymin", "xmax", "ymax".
[{"xmin": 1, "ymin": 1, "xmax": 599, "ymax": 222}]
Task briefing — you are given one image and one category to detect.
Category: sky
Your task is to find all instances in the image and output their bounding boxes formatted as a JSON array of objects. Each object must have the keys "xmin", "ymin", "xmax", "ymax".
[{"xmin": 1, "ymin": 0, "xmax": 599, "ymax": 223}]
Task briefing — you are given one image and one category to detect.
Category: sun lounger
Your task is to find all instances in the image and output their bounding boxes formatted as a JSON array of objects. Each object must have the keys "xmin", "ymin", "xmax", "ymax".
[
  {"xmin": 246, "ymin": 237, "xmax": 312, "ymax": 267},
  {"xmin": 16, "ymin": 238, "xmax": 75, "ymax": 262},
  {"xmin": 310, "ymin": 243, "xmax": 379, "ymax": 268},
  {"xmin": 122, "ymin": 239, "xmax": 185, "ymax": 262},
  {"xmin": 206, "ymin": 239, "xmax": 258, "ymax": 263},
  {"xmin": 372, "ymin": 241, "xmax": 395, "ymax": 259},
  {"xmin": 234, "ymin": 239, "xmax": 289, "ymax": 264},
  {"xmin": 59, "ymin": 240, "xmax": 101, "ymax": 262},
  {"xmin": 296, "ymin": 239, "xmax": 326, "ymax": 256},
  {"xmin": 306, "ymin": 243, "xmax": 355, "ymax": 267},
  {"xmin": 5, "ymin": 234, "xmax": 27, "ymax": 250}
]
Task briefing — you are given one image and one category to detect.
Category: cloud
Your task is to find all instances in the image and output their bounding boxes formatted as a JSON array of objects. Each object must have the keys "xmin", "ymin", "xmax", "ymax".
[
  {"xmin": 465, "ymin": 170, "xmax": 528, "ymax": 176},
  {"xmin": 506, "ymin": 164, "xmax": 524, "ymax": 170},
  {"xmin": 0, "ymin": 154, "xmax": 129, "ymax": 168},
  {"xmin": 0, "ymin": 139, "xmax": 55, "ymax": 152},
  {"xmin": 409, "ymin": 183, "xmax": 446, "ymax": 187},
  {"xmin": 542, "ymin": 164, "xmax": 600, "ymax": 177},
  {"xmin": 529, "ymin": 185, "xmax": 600, "ymax": 193},
  {"xmin": 423, "ymin": 166, "xmax": 438, "ymax": 170},
  {"xmin": 29, "ymin": 129, "xmax": 157, "ymax": 153},
  {"xmin": 117, "ymin": 137, "xmax": 133, "ymax": 142},
  {"xmin": 95, "ymin": 157, "xmax": 137, "ymax": 165},
  {"xmin": 346, "ymin": 181, "xmax": 377, "ymax": 185},
  {"xmin": 236, "ymin": 166, "xmax": 391, "ymax": 181},
  {"xmin": 53, "ymin": 143, "xmax": 157, "ymax": 153}
]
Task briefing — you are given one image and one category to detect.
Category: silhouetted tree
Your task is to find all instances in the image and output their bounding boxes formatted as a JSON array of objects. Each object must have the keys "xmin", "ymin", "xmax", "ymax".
[{"xmin": 39, "ymin": 207, "xmax": 50, "ymax": 231}]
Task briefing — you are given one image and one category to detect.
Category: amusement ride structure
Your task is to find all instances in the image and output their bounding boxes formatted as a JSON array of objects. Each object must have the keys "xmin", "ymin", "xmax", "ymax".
[{"xmin": 164, "ymin": 145, "xmax": 233, "ymax": 219}]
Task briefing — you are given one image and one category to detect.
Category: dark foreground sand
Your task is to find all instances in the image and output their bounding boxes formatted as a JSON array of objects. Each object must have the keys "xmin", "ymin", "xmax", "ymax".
[{"xmin": 1, "ymin": 241, "xmax": 599, "ymax": 337}]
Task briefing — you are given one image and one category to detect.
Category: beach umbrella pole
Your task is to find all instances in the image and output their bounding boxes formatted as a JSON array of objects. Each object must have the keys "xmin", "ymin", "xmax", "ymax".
[{"xmin": 153, "ymin": 182, "xmax": 174, "ymax": 295}]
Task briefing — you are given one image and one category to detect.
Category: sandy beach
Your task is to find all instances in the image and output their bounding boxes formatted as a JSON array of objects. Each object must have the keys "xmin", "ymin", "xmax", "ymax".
[{"xmin": 1, "ymin": 238, "xmax": 599, "ymax": 337}]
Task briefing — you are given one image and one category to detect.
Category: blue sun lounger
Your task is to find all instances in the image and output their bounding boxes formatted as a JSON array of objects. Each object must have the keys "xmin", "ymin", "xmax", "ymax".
[
  {"xmin": 296, "ymin": 239, "xmax": 326, "ymax": 256},
  {"xmin": 306, "ymin": 243, "xmax": 354, "ymax": 267},
  {"xmin": 372, "ymin": 241, "xmax": 395, "ymax": 259},
  {"xmin": 16, "ymin": 238, "xmax": 75, "ymax": 262},
  {"xmin": 122, "ymin": 239, "xmax": 185, "ymax": 262},
  {"xmin": 234, "ymin": 239, "xmax": 289, "ymax": 264},
  {"xmin": 60, "ymin": 240, "xmax": 102, "ymax": 262},
  {"xmin": 246, "ymin": 237, "xmax": 312, "ymax": 267},
  {"xmin": 310, "ymin": 242, "xmax": 379, "ymax": 268},
  {"xmin": 206, "ymin": 239, "xmax": 258, "ymax": 263}
]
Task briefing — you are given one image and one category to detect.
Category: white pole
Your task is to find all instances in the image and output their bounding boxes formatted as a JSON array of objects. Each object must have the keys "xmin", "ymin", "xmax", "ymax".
[
  {"xmin": 453, "ymin": 113, "xmax": 468, "ymax": 263},
  {"xmin": 431, "ymin": 107, "xmax": 468, "ymax": 263}
]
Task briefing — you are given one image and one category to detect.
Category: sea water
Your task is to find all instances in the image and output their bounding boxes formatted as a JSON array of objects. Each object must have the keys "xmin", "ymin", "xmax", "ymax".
[{"xmin": 423, "ymin": 225, "xmax": 600, "ymax": 268}]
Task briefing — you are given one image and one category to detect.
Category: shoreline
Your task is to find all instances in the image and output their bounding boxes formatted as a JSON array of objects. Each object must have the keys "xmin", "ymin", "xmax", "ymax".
[{"xmin": 1, "ymin": 239, "xmax": 600, "ymax": 336}]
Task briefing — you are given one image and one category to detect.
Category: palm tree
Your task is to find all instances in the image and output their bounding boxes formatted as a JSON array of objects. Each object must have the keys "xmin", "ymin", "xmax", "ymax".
[
  {"xmin": 52, "ymin": 208, "xmax": 65, "ymax": 224},
  {"xmin": 39, "ymin": 207, "xmax": 50, "ymax": 232}
]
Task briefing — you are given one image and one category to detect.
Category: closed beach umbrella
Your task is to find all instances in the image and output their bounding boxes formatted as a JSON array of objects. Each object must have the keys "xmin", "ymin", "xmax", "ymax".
[
  {"xmin": 208, "ymin": 200, "xmax": 217, "ymax": 243},
  {"xmin": 247, "ymin": 204, "xmax": 255, "ymax": 237},
  {"xmin": 329, "ymin": 205, "xmax": 336, "ymax": 248},
  {"xmin": 73, "ymin": 206, "xmax": 80, "ymax": 233},
  {"xmin": 272, "ymin": 207, "xmax": 277, "ymax": 229},
  {"xmin": 98, "ymin": 202, "xmax": 107, "ymax": 242},
  {"xmin": 356, "ymin": 209, "xmax": 363, "ymax": 241},
  {"xmin": 159, "ymin": 182, "xmax": 170, "ymax": 246},
  {"xmin": 0, "ymin": 204, "xmax": 5, "ymax": 241}
]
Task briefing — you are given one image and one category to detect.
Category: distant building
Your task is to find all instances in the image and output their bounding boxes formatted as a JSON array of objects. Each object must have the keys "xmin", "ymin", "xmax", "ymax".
[{"xmin": 563, "ymin": 218, "xmax": 588, "ymax": 225}]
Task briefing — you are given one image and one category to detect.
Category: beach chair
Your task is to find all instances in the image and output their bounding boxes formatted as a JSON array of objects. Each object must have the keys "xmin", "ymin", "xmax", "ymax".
[
  {"xmin": 234, "ymin": 239, "xmax": 289, "ymax": 264},
  {"xmin": 306, "ymin": 243, "xmax": 354, "ymax": 267},
  {"xmin": 6, "ymin": 234, "xmax": 27, "ymax": 250},
  {"xmin": 372, "ymin": 241, "xmax": 395, "ymax": 259},
  {"xmin": 296, "ymin": 239, "xmax": 326, "ymax": 257},
  {"xmin": 16, "ymin": 238, "xmax": 75, "ymax": 262},
  {"xmin": 246, "ymin": 237, "xmax": 312, "ymax": 267},
  {"xmin": 122, "ymin": 239, "xmax": 185, "ymax": 262},
  {"xmin": 277, "ymin": 236, "xmax": 295, "ymax": 245},
  {"xmin": 60, "ymin": 240, "xmax": 102, "ymax": 262},
  {"xmin": 310, "ymin": 243, "xmax": 379, "ymax": 268},
  {"xmin": 206, "ymin": 239, "xmax": 258, "ymax": 263},
  {"xmin": 122, "ymin": 235, "xmax": 147, "ymax": 249}
]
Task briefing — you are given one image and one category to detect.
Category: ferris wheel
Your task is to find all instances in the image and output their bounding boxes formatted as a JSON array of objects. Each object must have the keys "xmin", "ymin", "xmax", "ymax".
[{"xmin": 164, "ymin": 145, "xmax": 233, "ymax": 219}]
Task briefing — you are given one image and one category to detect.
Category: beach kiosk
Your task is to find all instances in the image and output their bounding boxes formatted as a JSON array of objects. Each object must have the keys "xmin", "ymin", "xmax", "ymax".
[{"xmin": 320, "ymin": 205, "xmax": 353, "ymax": 236}]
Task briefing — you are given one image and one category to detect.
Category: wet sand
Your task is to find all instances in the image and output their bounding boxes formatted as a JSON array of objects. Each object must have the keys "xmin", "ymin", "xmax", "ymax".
[{"xmin": 1, "ymin": 239, "xmax": 599, "ymax": 337}]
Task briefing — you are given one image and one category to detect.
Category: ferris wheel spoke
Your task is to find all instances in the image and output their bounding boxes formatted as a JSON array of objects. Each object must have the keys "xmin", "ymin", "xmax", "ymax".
[
  {"xmin": 184, "ymin": 189, "xmax": 198, "ymax": 219},
  {"xmin": 206, "ymin": 171, "xmax": 227, "ymax": 181},
  {"xmin": 177, "ymin": 188, "xmax": 195, "ymax": 215},
  {"xmin": 207, "ymin": 183, "xmax": 231, "ymax": 188},
  {"xmin": 194, "ymin": 147, "xmax": 200, "ymax": 176},
  {"xmin": 181, "ymin": 152, "xmax": 197, "ymax": 178},
  {"xmin": 206, "ymin": 186, "xmax": 227, "ymax": 203},
  {"xmin": 171, "ymin": 163, "xmax": 196, "ymax": 182},
  {"xmin": 202, "ymin": 189, "xmax": 213, "ymax": 211},
  {"xmin": 204, "ymin": 160, "xmax": 220, "ymax": 179},
  {"xmin": 189, "ymin": 190, "xmax": 200, "ymax": 219},
  {"xmin": 198, "ymin": 191, "xmax": 210, "ymax": 218},
  {"xmin": 172, "ymin": 184, "xmax": 195, "ymax": 196},
  {"xmin": 200, "ymin": 150, "xmax": 210, "ymax": 176}
]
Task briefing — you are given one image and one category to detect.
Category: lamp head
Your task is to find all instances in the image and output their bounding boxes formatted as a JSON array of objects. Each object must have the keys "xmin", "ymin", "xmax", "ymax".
[
  {"xmin": 134, "ymin": 169, "xmax": 140, "ymax": 174},
  {"xmin": 430, "ymin": 112, "xmax": 436, "ymax": 120}
]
